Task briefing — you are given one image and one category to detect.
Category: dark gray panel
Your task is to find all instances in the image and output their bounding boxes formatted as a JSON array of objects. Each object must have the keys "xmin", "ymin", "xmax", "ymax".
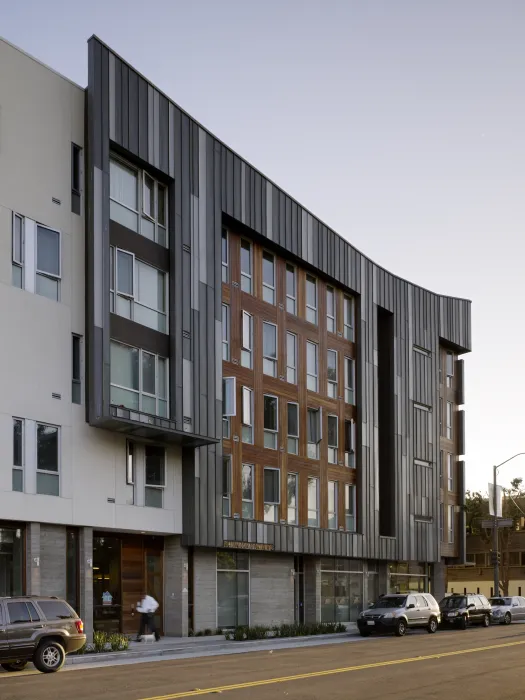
[
  {"xmin": 121, "ymin": 62, "xmax": 129, "ymax": 151},
  {"xmin": 114, "ymin": 56, "xmax": 122, "ymax": 147},
  {"xmin": 226, "ymin": 149, "xmax": 234, "ymax": 217},
  {"xmin": 138, "ymin": 76, "xmax": 148, "ymax": 161},
  {"xmin": 110, "ymin": 220, "xmax": 169, "ymax": 270},
  {"xmin": 159, "ymin": 94, "xmax": 169, "ymax": 174},
  {"xmin": 233, "ymin": 155, "xmax": 242, "ymax": 221},
  {"xmin": 456, "ymin": 359, "xmax": 465, "ymax": 406},
  {"xmin": 181, "ymin": 114, "xmax": 191, "ymax": 247},
  {"xmin": 457, "ymin": 410, "xmax": 465, "ymax": 456},
  {"xmin": 191, "ymin": 121, "xmax": 199, "ymax": 197},
  {"xmin": 128, "ymin": 69, "xmax": 139, "ymax": 156}
]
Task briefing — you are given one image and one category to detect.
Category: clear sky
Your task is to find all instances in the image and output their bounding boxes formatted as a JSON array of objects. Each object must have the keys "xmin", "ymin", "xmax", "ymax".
[{"xmin": 2, "ymin": 0, "xmax": 525, "ymax": 492}]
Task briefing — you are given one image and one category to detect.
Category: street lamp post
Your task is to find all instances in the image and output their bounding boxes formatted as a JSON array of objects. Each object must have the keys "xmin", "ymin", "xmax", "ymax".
[{"xmin": 492, "ymin": 453, "xmax": 525, "ymax": 596}]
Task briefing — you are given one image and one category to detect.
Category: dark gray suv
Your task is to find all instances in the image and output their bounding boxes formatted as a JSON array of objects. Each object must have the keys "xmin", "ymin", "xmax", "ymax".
[{"xmin": 0, "ymin": 596, "xmax": 86, "ymax": 673}]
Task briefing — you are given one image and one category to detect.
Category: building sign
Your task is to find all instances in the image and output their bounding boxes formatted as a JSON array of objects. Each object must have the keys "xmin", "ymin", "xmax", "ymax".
[
  {"xmin": 223, "ymin": 541, "xmax": 274, "ymax": 552},
  {"xmin": 102, "ymin": 591, "xmax": 113, "ymax": 606}
]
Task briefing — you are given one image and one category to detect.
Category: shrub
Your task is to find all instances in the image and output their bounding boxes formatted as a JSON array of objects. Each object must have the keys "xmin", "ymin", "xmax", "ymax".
[
  {"xmin": 245, "ymin": 625, "xmax": 269, "ymax": 640},
  {"xmin": 93, "ymin": 630, "xmax": 109, "ymax": 653},
  {"xmin": 224, "ymin": 630, "xmax": 233, "ymax": 641},
  {"xmin": 216, "ymin": 628, "xmax": 223, "ymax": 636},
  {"xmin": 195, "ymin": 630, "xmax": 204, "ymax": 637},
  {"xmin": 204, "ymin": 628, "xmax": 213, "ymax": 636},
  {"xmin": 233, "ymin": 626, "xmax": 247, "ymax": 641}
]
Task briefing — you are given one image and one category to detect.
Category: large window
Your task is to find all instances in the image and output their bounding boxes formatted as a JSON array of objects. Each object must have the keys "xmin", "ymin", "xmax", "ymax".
[
  {"xmin": 223, "ymin": 456, "xmax": 232, "ymax": 517},
  {"xmin": 240, "ymin": 239, "xmax": 252, "ymax": 293},
  {"xmin": 344, "ymin": 357, "xmax": 355, "ymax": 405},
  {"xmin": 264, "ymin": 395, "xmax": 278, "ymax": 449},
  {"xmin": 110, "ymin": 158, "xmax": 167, "ymax": 246},
  {"xmin": 12, "ymin": 213, "xmax": 23, "ymax": 289},
  {"xmin": 264, "ymin": 467, "xmax": 280, "ymax": 522},
  {"xmin": 222, "ymin": 304, "xmax": 230, "ymax": 361},
  {"xmin": 305, "ymin": 275, "xmax": 318, "ymax": 324},
  {"xmin": 446, "ymin": 402, "xmax": 453, "ymax": 439},
  {"xmin": 241, "ymin": 387, "xmax": 254, "ymax": 444},
  {"xmin": 145, "ymin": 445, "xmax": 165, "ymax": 508},
  {"xmin": 328, "ymin": 415, "xmax": 338, "ymax": 464},
  {"xmin": 125, "ymin": 441, "xmax": 135, "ymax": 505},
  {"xmin": 345, "ymin": 421, "xmax": 356, "ymax": 468},
  {"xmin": 36, "ymin": 423, "xmax": 59, "ymax": 496},
  {"xmin": 110, "ymin": 341, "xmax": 168, "ymax": 417},
  {"xmin": 286, "ymin": 264, "xmax": 296, "ymax": 314},
  {"xmin": 326, "ymin": 287, "xmax": 336, "ymax": 333},
  {"xmin": 241, "ymin": 311, "xmax": 253, "ymax": 368},
  {"xmin": 287, "ymin": 402, "xmax": 299, "ymax": 454},
  {"xmin": 222, "ymin": 374, "xmax": 236, "ymax": 439},
  {"xmin": 221, "ymin": 228, "xmax": 229, "ymax": 282},
  {"xmin": 110, "ymin": 248, "xmax": 167, "ymax": 333},
  {"xmin": 12, "ymin": 418, "xmax": 23, "ymax": 492},
  {"xmin": 307, "ymin": 341, "xmax": 318, "ymax": 392},
  {"xmin": 217, "ymin": 551, "xmax": 249, "ymax": 629},
  {"xmin": 287, "ymin": 473, "xmax": 298, "ymax": 525},
  {"xmin": 328, "ymin": 481, "xmax": 338, "ymax": 529},
  {"xmin": 242, "ymin": 464, "xmax": 254, "ymax": 519},
  {"xmin": 286, "ymin": 332, "xmax": 297, "ymax": 384},
  {"xmin": 93, "ymin": 536, "xmax": 122, "ymax": 634},
  {"xmin": 307, "ymin": 407, "xmax": 322, "ymax": 459},
  {"xmin": 308, "ymin": 477, "xmax": 319, "ymax": 527},
  {"xmin": 0, "ymin": 526, "xmax": 23, "ymax": 597},
  {"xmin": 448, "ymin": 453, "xmax": 454, "ymax": 491},
  {"xmin": 345, "ymin": 484, "xmax": 356, "ymax": 531},
  {"xmin": 320, "ymin": 558, "xmax": 363, "ymax": 623},
  {"xmin": 327, "ymin": 350, "xmax": 338, "ymax": 398},
  {"xmin": 446, "ymin": 351, "xmax": 454, "ymax": 387},
  {"xmin": 36, "ymin": 225, "xmax": 61, "ymax": 301},
  {"xmin": 448, "ymin": 505, "xmax": 455, "ymax": 543},
  {"xmin": 263, "ymin": 323, "xmax": 277, "ymax": 377},
  {"xmin": 262, "ymin": 251, "xmax": 275, "ymax": 304},
  {"xmin": 343, "ymin": 296, "xmax": 354, "ymax": 341}
]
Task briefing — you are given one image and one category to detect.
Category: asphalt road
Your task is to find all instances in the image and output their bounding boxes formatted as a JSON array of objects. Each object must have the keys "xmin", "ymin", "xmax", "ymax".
[{"xmin": 3, "ymin": 624, "xmax": 525, "ymax": 700}]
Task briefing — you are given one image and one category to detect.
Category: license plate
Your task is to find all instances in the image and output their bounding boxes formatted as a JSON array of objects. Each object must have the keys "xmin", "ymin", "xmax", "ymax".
[{"xmin": 367, "ymin": 621, "xmax": 375, "ymax": 626}]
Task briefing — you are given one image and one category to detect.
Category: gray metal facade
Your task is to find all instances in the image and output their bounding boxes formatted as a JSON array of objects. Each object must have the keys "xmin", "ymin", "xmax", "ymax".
[{"xmin": 86, "ymin": 36, "xmax": 471, "ymax": 562}]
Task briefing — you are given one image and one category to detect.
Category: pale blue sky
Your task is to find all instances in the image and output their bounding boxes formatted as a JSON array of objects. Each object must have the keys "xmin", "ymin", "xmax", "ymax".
[{"xmin": 3, "ymin": 0, "xmax": 525, "ymax": 491}]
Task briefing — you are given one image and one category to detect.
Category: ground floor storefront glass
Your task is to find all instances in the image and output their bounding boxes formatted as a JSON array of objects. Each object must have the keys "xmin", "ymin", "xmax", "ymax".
[
  {"xmin": 320, "ymin": 558, "xmax": 363, "ymax": 623},
  {"xmin": 217, "ymin": 551, "xmax": 249, "ymax": 629},
  {"xmin": 0, "ymin": 524, "xmax": 23, "ymax": 597},
  {"xmin": 388, "ymin": 562, "xmax": 429, "ymax": 594}
]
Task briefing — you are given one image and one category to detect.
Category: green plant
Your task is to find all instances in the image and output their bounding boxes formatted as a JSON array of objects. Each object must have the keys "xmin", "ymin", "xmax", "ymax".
[
  {"xmin": 245, "ymin": 625, "xmax": 269, "ymax": 640},
  {"xmin": 188, "ymin": 629, "xmax": 194, "ymax": 637},
  {"xmin": 204, "ymin": 628, "xmax": 213, "ymax": 636},
  {"xmin": 233, "ymin": 626, "xmax": 247, "ymax": 641},
  {"xmin": 335, "ymin": 622, "xmax": 347, "ymax": 633},
  {"xmin": 93, "ymin": 630, "xmax": 109, "ymax": 653},
  {"xmin": 195, "ymin": 630, "xmax": 204, "ymax": 637},
  {"xmin": 216, "ymin": 628, "xmax": 223, "ymax": 636},
  {"xmin": 223, "ymin": 630, "xmax": 233, "ymax": 641}
]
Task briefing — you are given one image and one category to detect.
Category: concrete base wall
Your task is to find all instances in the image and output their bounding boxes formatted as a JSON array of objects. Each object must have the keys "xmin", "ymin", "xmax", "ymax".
[
  {"xmin": 250, "ymin": 553, "xmax": 294, "ymax": 626},
  {"xmin": 304, "ymin": 556, "xmax": 321, "ymax": 623},
  {"xmin": 431, "ymin": 561, "xmax": 447, "ymax": 601},
  {"xmin": 40, "ymin": 524, "xmax": 67, "ymax": 598},
  {"xmin": 164, "ymin": 536, "xmax": 189, "ymax": 637},
  {"xmin": 193, "ymin": 548, "xmax": 217, "ymax": 633}
]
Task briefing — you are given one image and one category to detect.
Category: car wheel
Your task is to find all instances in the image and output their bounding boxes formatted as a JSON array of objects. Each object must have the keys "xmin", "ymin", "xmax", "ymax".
[
  {"xmin": 427, "ymin": 617, "xmax": 438, "ymax": 634},
  {"xmin": 359, "ymin": 630, "xmax": 370, "ymax": 637},
  {"xmin": 33, "ymin": 640, "xmax": 65, "ymax": 674},
  {"xmin": 482, "ymin": 614, "xmax": 490, "ymax": 628},
  {"xmin": 503, "ymin": 612, "xmax": 512, "ymax": 625},
  {"xmin": 1, "ymin": 661, "xmax": 28, "ymax": 672},
  {"xmin": 394, "ymin": 619, "xmax": 407, "ymax": 637},
  {"xmin": 459, "ymin": 615, "xmax": 468, "ymax": 630}
]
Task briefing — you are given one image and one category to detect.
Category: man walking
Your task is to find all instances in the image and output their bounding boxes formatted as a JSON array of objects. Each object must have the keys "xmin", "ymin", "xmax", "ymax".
[{"xmin": 136, "ymin": 592, "xmax": 160, "ymax": 641}]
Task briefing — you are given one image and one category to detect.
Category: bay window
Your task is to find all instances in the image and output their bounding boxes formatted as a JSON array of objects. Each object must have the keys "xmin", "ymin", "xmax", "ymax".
[{"xmin": 110, "ymin": 341, "xmax": 168, "ymax": 417}]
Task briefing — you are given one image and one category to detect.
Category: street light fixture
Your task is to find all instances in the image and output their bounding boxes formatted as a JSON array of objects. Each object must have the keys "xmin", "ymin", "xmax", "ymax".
[{"xmin": 492, "ymin": 453, "xmax": 525, "ymax": 595}]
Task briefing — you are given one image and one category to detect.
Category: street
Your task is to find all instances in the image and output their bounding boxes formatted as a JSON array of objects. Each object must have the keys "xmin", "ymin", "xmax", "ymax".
[{"xmin": 2, "ymin": 624, "xmax": 525, "ymax": 700}]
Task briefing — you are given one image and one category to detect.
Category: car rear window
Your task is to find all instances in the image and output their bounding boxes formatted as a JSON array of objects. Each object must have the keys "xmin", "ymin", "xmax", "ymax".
[
  {"xmin": 37, "ymin": 600, "xmax": 75, "ymax": 620},
  {"xmin": 7, "ymin": 602, "xmax": 36, "ymax": 624}
]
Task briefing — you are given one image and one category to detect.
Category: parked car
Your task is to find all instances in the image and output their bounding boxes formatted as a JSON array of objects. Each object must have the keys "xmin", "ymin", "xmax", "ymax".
[
  {"xmin": 439, "ymin": 593, "xmax": 492, "ymax": 629},
  {"xmin": 489, "ymin": 596, "xmax": 525, "ymax": 625},
  {"xmin": 0, "ymin": 596, "xmax": 86, "ymax": 673},
  {"xmin": 357, "ymin": 593, "xmax": 441, "ymax": 637}
]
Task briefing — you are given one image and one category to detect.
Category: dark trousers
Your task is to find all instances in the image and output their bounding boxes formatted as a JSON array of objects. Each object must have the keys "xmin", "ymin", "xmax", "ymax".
[{"xmin": 137, "ymin": 612, "xmax": 160, "ymax": 640}]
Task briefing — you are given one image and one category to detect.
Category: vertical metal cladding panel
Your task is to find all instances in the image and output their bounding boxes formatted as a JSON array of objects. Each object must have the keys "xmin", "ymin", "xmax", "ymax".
[
  {"xmin": 121, "ymin": 62, "xmax": 129, "ymax": 151},
  {"xmin": 457, "ymin": 410, "xmax": 465, "ymax": 457},
  {"xmin": 113, "ymin": 56, "xmax": 122, "ymax": 147},
  {"xmin": 181, "ymin": 115, "xmax": 191, "ymax": 247},
  {"xmin": 285, "ymin": 196, "xmax": 292, "ymax": 252},
  {"xmin": 159, "ymin": 95, "xmax": 169, "ymax": 174},
  {"xmin": 278, "ymin": 190, "xmax": 286, "ymax": 249},
  {"xmin": 198, "ymin": 289, "xmax": 208, "ymax": 436},
  {"xmin": 138, "ymin": 77, "xmax": 149, "ymax": 162},
  {"xmin": 291, "ymin": 200, "xmax": 298, "ymax": 255},
  {"xmin": 128, "ymin": 69, "xmax": 139, "ymax": 156},
  {"xmin": 261, "ymin": 178, "xmax": 267, "ymax": 238},
  {"xmin": 413, "ymin": 405, "xmax": 431, "ymax": 462},
  {"xmin": 233, "ymin": 155, "xmax": 242, "ymax": 221},
  {"xmin": 457, "ymin": 461, "xmax": 466, "ymax": 507},
  {"xmin": 413, "ymin": 350, "xmax": 432, "ymax": 406},
  {"xmin": 191, "ymin": 122, "xmax": 199, "ymax": 197},
  {"xmin": 225, "ymin": 149, "xmax": 234, "ymax": 217},
  {"xmin": 456, "ymin": 359, "xmax": 465, "ymax": 405}
]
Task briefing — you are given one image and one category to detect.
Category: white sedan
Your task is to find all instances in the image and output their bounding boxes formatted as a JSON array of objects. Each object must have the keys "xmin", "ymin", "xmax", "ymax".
[{"xmin": 489, "ymin": 596, "xmax": 525, "ymax": 625}]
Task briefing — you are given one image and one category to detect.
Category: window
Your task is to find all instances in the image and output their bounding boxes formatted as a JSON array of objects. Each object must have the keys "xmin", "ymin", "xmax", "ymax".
[
  {"xmin": 263, "ymin": 323, "xmax": 277, "ymax": 377},
  {"xmin": 439, "ymin": 449, "xmax": 443, "ymax": 487},
  {"xmin": 72, "ymin": 335, "xmax": 82, "ymax": 405},
  {"xmin": 286, "ymin": 332, "xmax": 297, "ymax": 384},
  {"xmin": 7, "ymin": 602, "xmax": 35, "ymax": 624},
  {"xmin": 344, "ymin": 357, "xmax": 355, "ymax": 405},
  {"xmin": 345, "ymin": 484, "xmax": 356, "ymax": 531},
  {"xmin": 71, "ymin": 143, "xmax": 82, "ymax": 215},
  {"xmin": 262, "ymin": 251, "xmax": 275, "ymax": 304},
  {"xmin": 12, "ymin": 213, "xmax": 24, "ymax": 288},
  {"xmin": 223, "ymin": 377, "xmax": 236, "ymax": 438},
  {"xmin": 448, "ymin": 505, "xmax": 455, "ymax": 543},
  {"xmin": 264, "ymin": 395, "xmax": 278, "ymax": 449},
  {"xmin": 344, "ymin": 296, "xmax": 354, "ymax": 341},
  {"xmin": 287, "ymin": 473, "xmax": 298, "ymax": 525},
  {"xmin": 223, "ymin": 456, "xmax": 232, "ymax": 517},
  {"xmin": 222, "ymin": 304, "xmax": 230, "ymax": 361},
  {"xmin": 328, "ymin": 415, "xmax": 338, "ymax": 464},
  {"xmin": 36, "ymin": 423, "xmax": 59, "ymax": 496},
  {"xmin": 241, "ymin": 387, "xmax": 254, "ymax": 444},
  {"xmin": 240, "ymin": 239, "xmax": 252, "ymax": 293},
  {"xmin": 306, "ymin": 275, "xmax": 318, "ymax": 324},
  {"xmin": 307, "ymin": 341, "xmax": 318, "ymax": 392},
  {"xmin": 307, "ymin": 407, "xmax": 322, "ymax": 459},
  {"xmin": 446, "ymin": 401, "xmax": 453, "ymax": 439},
  {"xmin": 308, "ymin": 477, "xmax": 319, "ymax": 527},
  {"xmin": 217, "ymin": 551, "xmax": 249, "ymax": 629},
  {"xmin": 12, "ymin": 418, "xmax": 23, "ymax": 493},
  {"xmin": 328, "ymin": 481, "xmax": 338, "ymax": 529},
  {"xmin": 327, "ymin": 349, "xmax": 338, "ymax": 398},
  {"xmin": 241, "ymin": 311, "xmax": 253, "ymax": 368},
  {"xmin": 110, "ymin": 158, "xmax": 167, "ymax": 246},
  {"xmin": 447, "ymin": 453, "xmax": 454, "ymax": 491},
  {"xmin": 345, "ymin": 420, "xmax": 355, "ymax": 468},
  {"xmin": 37, "ymin": 600, "xmax": 73, "ymax": 620},
  {"xmin": 221, "ymin": 228, "xmax": 228, "ymax": 282},
  {"xmin": 446, "ymin": 352, "xmax": 454, "ymax": 387},
  {"xmin": 110, "ymin": 342, "xmax": 168, "ymax": 417},
  {"xmin": 36, "ymin": 225, "xmax": 61, "ymax": 301},
  {"xmin": 287, "ymin": 402, "xmax": 299, "ymax": 454},
  {"xmin": 110, "ymin": 248, "xmax": 168, "ymax": 333},
  {"xmin": 264, "ymin": 468, "xmax": 280, "ymax": 522},
  {"xmin": 327, "ymin": 287, "xmax": 336, "ymax": 333},
  {"xmin": 439, "ymin": 503, "xmax": 444, "ymax": 542},
  {"xmin": 242, "ymin": 464, "xmax": 254, "ymax": 519},
  {"xmin": 286, "ymin": 264, "xmax": 296, "ymax": 314},
  {"xmin": 439, "ymin": 398, "xmax": 443, "ymax": 436},
  {"xmin": 125, "ymin": 441, "xmax": 135, "ymax": 505},
  {"xmin": 145, "ymin": 445, "xmax": 165, "ymax": 508}
]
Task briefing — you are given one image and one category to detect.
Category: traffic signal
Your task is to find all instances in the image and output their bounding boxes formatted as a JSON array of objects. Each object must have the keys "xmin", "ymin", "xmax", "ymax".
[{"xmin": 490, "ymin": 551, "xmax": 501, "ymax": 565}]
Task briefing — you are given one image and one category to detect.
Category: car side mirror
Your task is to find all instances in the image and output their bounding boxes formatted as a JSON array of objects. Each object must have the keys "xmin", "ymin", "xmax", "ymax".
[
  {"xmin": 468, "ymin": 604, "xmax": 475, "ymax": 609},
  {"xmin": 368, "ymin": 603, "xmax": 374, "ymax": 608},
  {"xmin": 407, "ymin": 604, "xmax": 415, "ymax": 609},
  {"xmin": 513, "ymin": 603, "xmax": 519, "ymax": 607}
]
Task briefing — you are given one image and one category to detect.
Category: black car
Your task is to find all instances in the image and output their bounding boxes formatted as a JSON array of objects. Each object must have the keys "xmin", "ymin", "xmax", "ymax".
[{"xmin": 439, "ymin": 594, "xmax": 492, "ymax": 630}]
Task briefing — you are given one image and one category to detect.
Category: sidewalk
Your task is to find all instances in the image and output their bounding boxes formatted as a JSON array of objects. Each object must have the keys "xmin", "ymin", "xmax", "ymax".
[{"xmin": 66, "ymin": 624, "xmax": 361, "ymax": 669}]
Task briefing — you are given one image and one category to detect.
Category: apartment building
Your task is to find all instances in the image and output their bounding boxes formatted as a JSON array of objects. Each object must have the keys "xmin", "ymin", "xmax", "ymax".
[{"xmin": 0, "ymin": 35, "xmax": 471, "ymax": 637}]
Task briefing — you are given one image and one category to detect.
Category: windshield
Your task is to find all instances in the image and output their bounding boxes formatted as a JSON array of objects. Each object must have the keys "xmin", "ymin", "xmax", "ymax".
[
  {"xmin": 490, "ymin": 598, "xmax": 511, "ymax": 607},
  {"xmin": 370, "ymin": 596, "xmax": 407, "ymax": 609},
  {"xmin": 440, "ymin": 597, "xmax": 467, "ymax": 609}
]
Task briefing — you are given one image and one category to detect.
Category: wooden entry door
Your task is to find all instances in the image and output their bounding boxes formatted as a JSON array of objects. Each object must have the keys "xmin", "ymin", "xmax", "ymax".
[
  {"xmin": 121, "ymin": 538, "xmax": 144, "ymax": 635},
  {"xmin": 145, "ymin": 549, "xmax": 164, "ymax": 635}
]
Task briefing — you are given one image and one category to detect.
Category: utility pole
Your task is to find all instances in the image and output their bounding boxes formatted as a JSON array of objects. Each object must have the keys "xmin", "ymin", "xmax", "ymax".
[{"xmin": 493, "ymin": 464, "xmax": 499, "ymax": 596}]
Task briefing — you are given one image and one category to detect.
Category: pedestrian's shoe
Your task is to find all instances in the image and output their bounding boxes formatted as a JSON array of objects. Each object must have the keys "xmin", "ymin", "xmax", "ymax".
[{"xmin": 155, "ymin": 635, "xmax": 161, "ymax": 642}]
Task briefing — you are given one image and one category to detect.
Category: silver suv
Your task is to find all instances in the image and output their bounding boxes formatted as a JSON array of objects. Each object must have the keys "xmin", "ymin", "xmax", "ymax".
[{"xmin": 358, "ymin": 593, "xmax": 441, "ymax": 637}]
